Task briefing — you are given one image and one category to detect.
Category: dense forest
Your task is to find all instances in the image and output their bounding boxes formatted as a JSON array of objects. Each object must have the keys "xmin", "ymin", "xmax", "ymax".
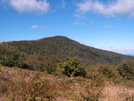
[{"xmin": 2, "ymin": 36, "xmax": 134, "ymax": 65}]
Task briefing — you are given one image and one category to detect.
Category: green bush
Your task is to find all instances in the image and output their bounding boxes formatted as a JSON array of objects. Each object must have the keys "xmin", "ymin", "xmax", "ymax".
[
  {"xmin": 118, "ymin": 61, "xmax": 134, "ymax": 80},
  {"xmin": 0, "ymin": 44, "xmax": 27, "ymax": 68},
  {"xmin": 87, "ymin": 64, "xmax": 120, "ymax": 84},
  {"xmin": 59, "ymin": 57, "xmax": 86, "ymax": 77},
  {"xmin": 43, "ymin": 55, "xmax": 60, "ymax": 74},
  {"xmin": 99, "ymin": 64, "xmax": 119, "ymax": 80}
]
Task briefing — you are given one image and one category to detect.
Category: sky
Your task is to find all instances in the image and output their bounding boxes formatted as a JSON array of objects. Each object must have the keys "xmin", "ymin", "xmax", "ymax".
[{"xmin": 0, "ymin": 0, "xmax": 134, "ymax": 55}]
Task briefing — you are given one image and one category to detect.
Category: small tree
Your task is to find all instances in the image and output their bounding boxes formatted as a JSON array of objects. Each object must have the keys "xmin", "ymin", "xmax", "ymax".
[{"xmin": 59, "ymin": 57, "xmax": 86, "ymax": 77}]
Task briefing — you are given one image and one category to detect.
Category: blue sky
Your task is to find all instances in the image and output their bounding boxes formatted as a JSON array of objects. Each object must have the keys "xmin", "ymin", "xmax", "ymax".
[{"xmin": 0, "ymin": 0, "xmax": 134, "ymax": 55}]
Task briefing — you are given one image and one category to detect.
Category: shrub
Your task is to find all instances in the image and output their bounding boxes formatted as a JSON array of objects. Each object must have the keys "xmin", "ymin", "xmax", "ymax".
[
  {"xmin": 99, "ymin": 64, "xmax": 119, "ymax": 80},
  {"xmin": 43, "ymin": 55, "xmax": 60, "ymax": 74},
  {"xmin": 26, "ymin": 55, "xmax": 44, "ymax": 71},
  {"xmin": 118, "ymin": 61, "xmax": 134, "ymax": 80},
  {"xmin": 59, "ymin": 57, "xmax": 86, "ymax": 77},
  {"xmin": 8, "ymin": 74, "xmax": 58, "ymax": 101},
  {"xmin": 0, "ymin": 44, "xmax": 27, "ymax": 68},
  {"xmin": 87, "ymin": 64, "xmax": 120, "ymax": 86}
]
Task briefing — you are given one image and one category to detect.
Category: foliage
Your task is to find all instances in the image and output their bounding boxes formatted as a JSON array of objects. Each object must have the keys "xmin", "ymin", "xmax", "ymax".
[
  {"xmin": 43, "ymin": 55, "xmax": 60, "ymax": 74},
  {"xmin": 118, "ymin": 61, "xmax": 134, "ymax": 80},
  {"xmin": 99, "ymin": 64, "xmax": 120, "ymax": 80},
  {"xmin": 0, "ymin": 43, "xmax": 60, "ymax": 74},
  {"xmin": 25, "ymin": 55, "xmax": 60, "ymax": 74},
  {"xmin": 59, "ymin": 57, "xmax": 86, "ymax": 77},
  {"xmin": 26, "ymin": 55, "xmax": 44, "ymax": 71},
  {"xmin": 0, "ymin": 44, "xmax": 27, "ymax": 68},
  {"xmin": 87, "ymin": 64, "xmax": 120, "ymax": 85}
]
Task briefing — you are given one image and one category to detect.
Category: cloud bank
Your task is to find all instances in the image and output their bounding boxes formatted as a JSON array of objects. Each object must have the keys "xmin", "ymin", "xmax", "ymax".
[
  {"xmin": 76, "ymin": 0, "xmax": 134, "ymax": 17},
  {"xmin": 11, "ymin": 0, "xmax": 50, "ymax": 14},
  {"xmin": 2, "ymin": 0, "xmax": 50, "ymax": 14}
]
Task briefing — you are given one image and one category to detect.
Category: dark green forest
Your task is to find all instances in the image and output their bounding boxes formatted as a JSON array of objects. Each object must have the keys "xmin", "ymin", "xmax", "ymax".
[{"xmin": 2, "ymin": 36, "xmax": 134, "ymax": 65}]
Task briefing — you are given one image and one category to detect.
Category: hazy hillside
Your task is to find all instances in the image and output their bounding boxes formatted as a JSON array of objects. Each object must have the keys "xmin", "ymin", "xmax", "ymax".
[{"xmin": 2, "ymin": 36, "xmax": 134, "ymax": 65}]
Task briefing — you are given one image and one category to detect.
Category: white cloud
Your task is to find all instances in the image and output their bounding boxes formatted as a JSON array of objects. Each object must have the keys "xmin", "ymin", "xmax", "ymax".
[
  {"xmin": 61, "ymin": 0, "xmax": 67, "ymax": 9},
  {"xmin": 104, "ymin": 25, "xmax": 114, "ymax": 28},
  {"xmin": 74, "ymin": 22, "xmax": 79, "ymax": 25},
  {"xmin": 89, "ymin": 20, "xmax": 94, "ymax": 24},
  {"xmin": 74, "ymin": 14, "xmax": 85, "ymax": 19},
  {"xmin": 76, "ymin": 0, "xmax": 134, "ymax": 17},
  {"xmin": 10, "ymin": 0, "xmax": 50, "ymax": 14},
  {"xmin": 74, "ymin": 21, "xmax": 84, "ymax": 25},
  {"xmin": 40, "ymin": 26, "xmax": 49, "ymax": 29},
  {"xmin": 31, "ymin": 25, "xmax": 38, "ymax": 29},
  {"xmin": 31, "ymin": 25, "xmax": 48, "ymax": 29},
  {"xmin": 103, "ymin": 46, "xmax": 134, "ymax": 54},
  {"xmin": 112, "ymin": 48, "xmax": 134, "ymax": 54},
  {"xmin": 112, "ymin": 48, "xmax": 134, "ymax": 51}
]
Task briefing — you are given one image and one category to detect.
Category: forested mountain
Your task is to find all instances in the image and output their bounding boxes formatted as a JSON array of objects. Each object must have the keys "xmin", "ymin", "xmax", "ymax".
[{"xmin": 2, "ymin": 36, "xmax": 134, "ymax": 65}]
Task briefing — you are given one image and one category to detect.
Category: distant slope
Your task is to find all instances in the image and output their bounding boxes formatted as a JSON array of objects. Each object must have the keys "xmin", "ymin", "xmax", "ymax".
[
  {"xmin": 128, "ymin": 54, "xmax": 134, "ymax": 57},
  {"xmin": 3, "ymin": 36, "xmax": 134, "ymax": 65}
]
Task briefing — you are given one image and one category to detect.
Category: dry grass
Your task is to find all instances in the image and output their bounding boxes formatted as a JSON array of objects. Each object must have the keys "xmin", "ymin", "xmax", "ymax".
[
  {"xmin": 0, "ymin": 66, "xmax": 95, "ymax": 101},
  {"xmin": 0, "ymin": 65, "xmax": 134, "ymax": 101},
  {"xmin": 100, "ymin": 82, "xmax": 134, "ymax": 101}
]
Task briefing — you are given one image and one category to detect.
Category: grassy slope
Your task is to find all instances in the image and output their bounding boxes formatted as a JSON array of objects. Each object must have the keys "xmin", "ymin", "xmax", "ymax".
[
  {"xmin": 4, "ymin": 36, "xmax": 134, "ymax": 65},
  {"xmin": 0, "ymin": 66, "xmax": 134, "ymax": 101}
]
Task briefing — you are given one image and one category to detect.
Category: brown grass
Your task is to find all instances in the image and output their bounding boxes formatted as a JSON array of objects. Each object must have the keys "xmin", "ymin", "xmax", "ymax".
[
  {"xmin": 100, "ymin": 82, "xmax": 134, "ymax": 101},
  {"xmin": 0, "ymin": 65, "xmax": 134, "ymax": 101}
]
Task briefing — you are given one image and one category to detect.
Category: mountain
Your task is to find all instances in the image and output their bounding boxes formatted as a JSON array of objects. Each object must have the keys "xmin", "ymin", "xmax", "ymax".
[{"xmin": 2, "ymin": 36, "xmax": 134, "ymax": 65}]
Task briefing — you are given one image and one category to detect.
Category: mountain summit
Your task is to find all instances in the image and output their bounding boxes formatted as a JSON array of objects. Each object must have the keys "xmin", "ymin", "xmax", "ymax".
[{"xmin": 4, "ymin": 36, "xmax": 134, "ymax": 65}]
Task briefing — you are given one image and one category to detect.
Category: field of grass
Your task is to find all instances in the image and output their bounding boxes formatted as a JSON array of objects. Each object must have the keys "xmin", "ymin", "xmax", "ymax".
[{"xmin": 0, "ymin": 65, "xmax": 134, "ymax": 101}]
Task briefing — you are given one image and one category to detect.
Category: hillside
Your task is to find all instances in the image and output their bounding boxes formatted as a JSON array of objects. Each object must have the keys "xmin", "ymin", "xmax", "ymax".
[
  {"xmin": 1, "ymin": 35, "xmax": 134, "ymax": 101},
  {"xmin": 0, "ymin": 65, "xmax": 134, "ymax": 101},
  {"xmin": 2, "ymin": 36, "xmax": 134, "ymax": 65}
]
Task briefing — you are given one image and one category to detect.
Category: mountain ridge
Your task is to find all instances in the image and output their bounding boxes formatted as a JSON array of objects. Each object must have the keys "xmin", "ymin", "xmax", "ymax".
[{"xmin": 2, "ymin": 36, "xmax": 134, "ymax": 65}]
